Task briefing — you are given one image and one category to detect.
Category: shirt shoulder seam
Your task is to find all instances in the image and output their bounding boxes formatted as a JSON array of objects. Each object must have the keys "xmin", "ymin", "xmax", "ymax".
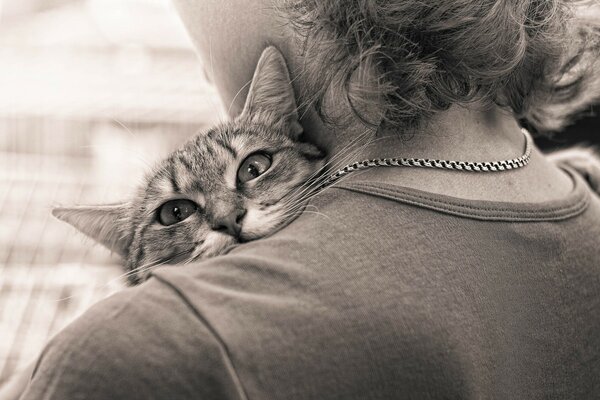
[{"xmin": 151, "ymin": 274, "xmax": 249, "ymax": 400}]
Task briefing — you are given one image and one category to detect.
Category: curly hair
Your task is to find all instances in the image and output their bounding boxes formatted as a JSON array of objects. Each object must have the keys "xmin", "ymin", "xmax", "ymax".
[{"xmin": 282, "ymin": 0, "xmax": 600, "ymax": 132}]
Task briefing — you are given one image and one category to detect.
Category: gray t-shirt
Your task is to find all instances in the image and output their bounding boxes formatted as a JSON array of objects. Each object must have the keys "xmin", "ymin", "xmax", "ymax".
[{"xmin": 23, "ymin": 167, "xmax": 600, "ymax": 399}]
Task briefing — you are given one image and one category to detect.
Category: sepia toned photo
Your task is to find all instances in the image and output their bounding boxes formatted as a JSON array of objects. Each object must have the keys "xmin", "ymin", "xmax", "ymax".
[{"xmin": 0, "ymin": 0, "xmax": 599, "ymax": 399}]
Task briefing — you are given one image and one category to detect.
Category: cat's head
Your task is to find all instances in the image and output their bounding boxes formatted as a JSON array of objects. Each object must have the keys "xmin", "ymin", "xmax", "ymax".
[{"xmin": 53, "ymin": 47, "xmax": 326, "ymax": 284}]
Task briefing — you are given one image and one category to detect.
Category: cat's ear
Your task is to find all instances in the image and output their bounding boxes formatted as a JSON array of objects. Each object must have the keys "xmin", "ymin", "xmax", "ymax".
[
  {"xmin": 241, "ymin": 46, "xmax": 303, "ymax": 139},
  {"xmin": 52, "ymin": 203, "xmax": 130, "ymax": 258}
]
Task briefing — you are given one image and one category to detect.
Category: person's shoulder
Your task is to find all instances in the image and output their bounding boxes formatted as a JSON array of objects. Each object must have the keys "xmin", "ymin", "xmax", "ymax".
[
  {"xmin": 23, "ymin": 280, "xmax": 245, "ymax": 400},
  {"xmin": 548, "ymin": 147, "xmax": 600, "ymax": 193}
]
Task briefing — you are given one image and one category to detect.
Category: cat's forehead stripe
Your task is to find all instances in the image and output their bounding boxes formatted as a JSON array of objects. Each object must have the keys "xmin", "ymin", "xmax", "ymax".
[
  {"xmin": 169, "ymin": 163, "xmax": 180, "ymax": 193},
  {"xmin": 229, "ymin": 135, "xmax": 250, "ymax": 155},
  {"xmin": 176, "ymin": 152, "xmax": 195, "ymax": 173},
  {"xmin": 213, "ymin": 136, "xmax": 237, "ymax": 158},
  {"xmin": 207, "ymin": 140, "xmax": 236, "ymax": 167},
  {"xmin": 200, "ymin": 141, "xmax": 215, "ymax": 158},
  {"xmin": 172, "ymin": 158, "xmax": 197, "ymax": 194}
]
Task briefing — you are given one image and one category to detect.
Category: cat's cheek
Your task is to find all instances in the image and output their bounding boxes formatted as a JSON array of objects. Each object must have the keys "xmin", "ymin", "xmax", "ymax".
[
  {"xmin": 192, "ymin": 231, "xmax": 237, "ymax": 259},
  {"xmin": 241, "ymin": 207, "xmax": 285, "ymax": 240}
]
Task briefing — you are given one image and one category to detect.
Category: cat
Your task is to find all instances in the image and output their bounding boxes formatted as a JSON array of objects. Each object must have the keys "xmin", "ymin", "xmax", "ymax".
[
  {"xmin": 53, "ymin": 46, "xmax": 600, "ymax": 285},
  {"xmin": 53, "ymin": 46, "xmax": 327, "ymax": 284}
]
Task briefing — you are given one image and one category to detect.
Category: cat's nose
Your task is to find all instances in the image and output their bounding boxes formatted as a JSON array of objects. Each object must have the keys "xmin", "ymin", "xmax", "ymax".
[{"xmin": 210, "ymin": 209, "xmax": 246, "ymax": 237}]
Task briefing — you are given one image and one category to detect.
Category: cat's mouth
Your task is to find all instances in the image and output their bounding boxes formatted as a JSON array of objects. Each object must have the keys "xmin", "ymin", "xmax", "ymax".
[
  {"xmin": 237, "ymin": 234, "xmax": 251, "ymax": 243},
  {"xmin": 238, "ymin": 207, "xmax": 303, "ymax": 242},
  {"xmin": 191, "ymin": 231, "xmax": 238, "ymax": 260}
]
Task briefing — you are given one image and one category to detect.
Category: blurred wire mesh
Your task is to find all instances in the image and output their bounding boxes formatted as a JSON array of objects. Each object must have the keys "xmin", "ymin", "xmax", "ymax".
[{"xmin": 0, "ymin": 0, "xmax": 223, "ymax": 382}]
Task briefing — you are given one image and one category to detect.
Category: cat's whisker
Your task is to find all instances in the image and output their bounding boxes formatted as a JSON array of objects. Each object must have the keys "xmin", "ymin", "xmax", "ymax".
[
  {"xmin": 228, "ymin": 79, "xmax": 253, "ymax": 117},
  {"xmin": 299, "ymin": 156, "xmax": 380, "ymax": 200},
  {"xmin": 292, "ymin": 128, "xmax": 374, "ymax": 188},
  {"xmin": 279, "ymin": 194, "xmax": 324, "ymax": 213},
  {"xmin": 279, "ymin": 183, "xmax": 329, "ymax": 215},
  {"xmin": 206, "ymin": 36, "xmax": 228, "ymax": 118},
  {"xmin": 189, "ymin": 244, "xmax": 208, "ymax": 262},
  {"xmin": 51, "ymin": 261, "xmax": 153, "ymax": 302},
  {"xmin": 281, "ymin": 183, "xmax": 364, "ymax": 231},
  {"xmin": 77, "ymin": 143, "xmax": 155, "ymax": 171},
  {"xmin": 281, "ymin": 165, "xmax": 355, "ymax": 212},
  {"xmin": 280, "ymin": 65, "xmax": 315, "ymax": 122},
  {"xmin": 278, "ymin": 203, "xmax": 325, "ymax": 220},
  {"xmin": 311, "ymin": 129, "xmax": 374, "ymax": 175},
  {"xmin": 279, "ymin": 202, "xmax": 317, "ymax": 221},
  {"xmin": 278, "ymin": 177, "xmax": 329, "ymax": 214},
  {"xmin": 281, "ymin": 132, "xmax": 377, "ymax": 205},
  {"xmin": 149, "ymin": 158, "xmax": 178, "ymax": 179},
  {"xmin": 296, "ymin": 209, "xmax": 332, "ymax": 221},
  {"xmin": 185, "ymin": 249, "xmax": 205, "ymax": 265},
  {"xmin": 115, "ymin": 249, "xmax": 197, "ymax": 285},
  {"xmin": 148, "ymin": 248, "xmax": 196, "ymax": 269},
  {"xmin": 111, "ymin": 118, "xmax": 137, "ymax": 139},
  {"xmin": 318, "ymin": 128, "xmax": 373, "ymax": 167},
  {"xmin": 118, "ymin": 253, "xmax": 188, "ymax": 282},
  {"xmin": 273, "ymin": 205, "xmax": 337, "ymax": 233},
  {"xmin": 297, "ymin": 131, "xmax": 392, "ymax": 196},
  {"xmin": 281, "ymin": 152, "xmax": 356, "ymax": 205},
  {"xmin": 55, "ymin": 249, "xmax": 197, "ymax": 302}
]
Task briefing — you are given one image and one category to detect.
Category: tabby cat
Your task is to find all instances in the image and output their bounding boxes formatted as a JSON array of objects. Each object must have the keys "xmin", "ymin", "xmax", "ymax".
[
  {"xmin": 54, "ymin": 47, "xmax": 600, "ymax": 285},
  {"xmin": 53, "ymin": 47, "xmax": 327, "ymax": 284}
]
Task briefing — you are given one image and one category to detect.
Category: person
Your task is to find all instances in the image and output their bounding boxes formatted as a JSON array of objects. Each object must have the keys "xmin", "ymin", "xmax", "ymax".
[{"xmin": 11, "ymin": 0, "xmax": 600, "ymax": 398}]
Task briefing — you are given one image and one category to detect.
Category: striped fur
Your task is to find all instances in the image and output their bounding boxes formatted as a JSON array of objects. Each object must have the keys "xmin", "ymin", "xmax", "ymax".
[{"xmin": 53, "ymin": 47, "xmax": 326, "ymax": 284}]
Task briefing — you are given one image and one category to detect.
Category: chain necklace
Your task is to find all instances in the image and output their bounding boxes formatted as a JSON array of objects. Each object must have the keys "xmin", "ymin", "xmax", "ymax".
[{"xmin": 318, "ymin": 128, "xmax": 532, "ymax": 190}]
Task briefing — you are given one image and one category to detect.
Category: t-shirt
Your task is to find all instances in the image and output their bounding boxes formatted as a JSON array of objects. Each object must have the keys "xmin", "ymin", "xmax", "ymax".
[{"xmin": 22, "ymin": 167, "xmax": 600, "ymax": 399}]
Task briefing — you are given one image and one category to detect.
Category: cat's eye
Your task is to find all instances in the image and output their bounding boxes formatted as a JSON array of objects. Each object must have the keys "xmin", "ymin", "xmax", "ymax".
[
  {"xmin": 157, "ymin": 199, "xmax": 197, "ymax": 226},
  {"xmin": 237, "ymin": 152, "xmax": 272, "ymax": 184}
]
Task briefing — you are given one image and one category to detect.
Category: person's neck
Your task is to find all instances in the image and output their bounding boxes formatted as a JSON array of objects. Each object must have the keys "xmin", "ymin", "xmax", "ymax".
[
  {"xmin": 312, "ymin": 104, "xmax": 573, "ymax": 203},
  {"xmin": 335, "ymin": 105, "xmax": 525, "ymax": 163}
]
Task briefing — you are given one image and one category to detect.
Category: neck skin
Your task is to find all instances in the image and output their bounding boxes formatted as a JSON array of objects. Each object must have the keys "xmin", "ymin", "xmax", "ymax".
[{"xmin": 303, "ymin": 104, "xmax": 573, "ymax": 203}]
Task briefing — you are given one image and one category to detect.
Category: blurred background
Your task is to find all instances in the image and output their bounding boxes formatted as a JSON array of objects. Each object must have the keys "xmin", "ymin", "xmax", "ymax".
[
  {"xmin": 0, "ymin": 0, "xmax": 598, "ymax": 386},
  {"xmin": 0, "ymin": 0, "xmax": 223, "ymax": 383}
]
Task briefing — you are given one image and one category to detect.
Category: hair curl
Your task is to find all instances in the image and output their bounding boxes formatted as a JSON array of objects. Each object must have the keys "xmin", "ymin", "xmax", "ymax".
[{"xmin": 282, "ymin": 0, "xmax": 600, "ymax": 132}]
